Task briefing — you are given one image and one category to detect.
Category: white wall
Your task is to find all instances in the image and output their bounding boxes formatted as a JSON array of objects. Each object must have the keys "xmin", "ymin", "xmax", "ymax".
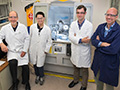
[{"xmin": 11, "ymin": 0, "xmax": 110, "ymax": 31}]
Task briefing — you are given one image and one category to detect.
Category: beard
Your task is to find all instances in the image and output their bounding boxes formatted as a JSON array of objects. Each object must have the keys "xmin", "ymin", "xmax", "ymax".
[{"xmin": 11, "ymin": 21, "xmax": 17, "ymax": 26}]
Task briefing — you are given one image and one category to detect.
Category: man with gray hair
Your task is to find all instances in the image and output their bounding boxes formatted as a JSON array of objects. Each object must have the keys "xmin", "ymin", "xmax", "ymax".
[
  {"xmin": 91, "ymin": 7, "xmax": 120, "ymax": 90},
  {"xmin": 0, "ymin": 11, "xmax": 31, "ymax": 90}
]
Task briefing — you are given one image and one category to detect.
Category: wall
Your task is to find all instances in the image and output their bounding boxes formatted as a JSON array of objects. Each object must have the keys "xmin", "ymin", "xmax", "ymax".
[{"xmin": 11, "ymin": 0, "xmax": 110, "ymax": 31}]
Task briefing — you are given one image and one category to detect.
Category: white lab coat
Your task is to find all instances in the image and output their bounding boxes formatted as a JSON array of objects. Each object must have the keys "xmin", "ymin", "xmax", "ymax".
[
  {"xmin": 29, "ymin": 23, "xmax": 52, "ymax": 67},
  {"xmin": 0, "ymin": 22, "xmax": 30, "ymax": 66},
  {"xmin": 69, "ymin": 19, "xmax": 93, "ymax": 68}
]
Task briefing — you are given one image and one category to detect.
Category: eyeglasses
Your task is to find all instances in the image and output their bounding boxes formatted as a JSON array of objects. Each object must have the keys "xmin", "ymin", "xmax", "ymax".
[
  {"xmin": 76, "ymin": 12, "xmax": 85, "ymax": 14},
  {"xmin": 9, "ymin": 16, "xmax": 18, "ymax": 18},
  {"xmin": 37, "ymin": 17, "xmax": 44, "ymax": 20},
  {"xmin": 105, "ymin": 13, "xmax": 117, "ymax": 17}
]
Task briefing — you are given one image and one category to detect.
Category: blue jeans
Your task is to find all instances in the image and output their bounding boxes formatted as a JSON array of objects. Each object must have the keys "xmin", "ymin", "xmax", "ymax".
[{"xmin": 34, "ymin": 65, "xmax": 44, "ymax": 77}]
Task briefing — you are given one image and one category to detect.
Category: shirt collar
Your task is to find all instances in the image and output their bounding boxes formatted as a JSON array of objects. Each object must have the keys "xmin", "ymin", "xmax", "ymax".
[
  {"xmin": 78, "ymin": 19, "xmax": 85, "ymax": 25},
  {"xmin": 105, "ymin": 22, "xmax": 115, "ymax": 31},
  {"xmin": 37, "ymin": 23, "xmax": 43, "ymax": 30},
  {"xmin": 77, "ymin": 19, "xmax": 85, "ymax": 30},
  {"xmin": 12, "ymin": 22, "xmax": 18, "ymax": 32}
]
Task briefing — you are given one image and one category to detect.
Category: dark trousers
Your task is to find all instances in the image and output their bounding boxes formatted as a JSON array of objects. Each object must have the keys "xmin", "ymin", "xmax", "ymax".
[
  {"xmin": 9, "ymin": 59, "xmax": 30, "ymax": 84},
  {"xmin": 34, "ymin": 65, "xmax": 44, "ymax": 77}
]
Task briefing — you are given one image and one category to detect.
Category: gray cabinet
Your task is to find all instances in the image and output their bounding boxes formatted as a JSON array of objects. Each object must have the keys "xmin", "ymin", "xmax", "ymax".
[
  {"xmin": 44, "ymin": 42, "xmax": 74, "ymax": 75},
  {"xmin": 0, "ymin": 65, "xmax": 12, "ymax": 90}
]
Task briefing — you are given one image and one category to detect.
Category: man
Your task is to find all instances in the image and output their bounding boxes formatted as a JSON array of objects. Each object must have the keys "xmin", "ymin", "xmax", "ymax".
[
  {"xmin": 29, "ymin": 12, "xmax": 52, "ymax": 85},
  {"xmin": 0, "ymin": 11, "xmax": 31, "ymax": 90},
  {"xmin": 91, "ymin": 8, "xmax": 120, "ymax": 90},
  {"xmin": 68, "ymin": 5, "xmax": 93, "ymax": 90}
]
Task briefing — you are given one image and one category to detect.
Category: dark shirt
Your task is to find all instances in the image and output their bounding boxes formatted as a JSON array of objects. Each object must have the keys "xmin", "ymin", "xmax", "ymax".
[
  {"xmin": 78, "ymin": 19, "xmax": 85, "ymax": 43},
  {"xmin": 12, "ymin": 22, "xmax": 18, "ymax": 32},
  {"xmin": 78, "ymin": 19, "xmax": 85, "ymax": 30},
  {"xmin": 37, "ymin": 24, "xmax": 43, "ymax": 35}
]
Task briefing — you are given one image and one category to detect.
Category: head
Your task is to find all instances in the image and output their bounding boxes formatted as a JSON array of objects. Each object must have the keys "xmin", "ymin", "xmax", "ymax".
[
  {"xmin": 8, "ymin": 11, "xmax": 18, "ymax": 26},
  {"xmin": 35, "ymin": 11, "xmax": 45, "ymax": 25},
  {"xmin": 76, "ymin": 5, "xmax": 87, "ymax": 21},
  {"xmin": 105, "ymin": 7, "xmax": 118, "ymax": 26}
]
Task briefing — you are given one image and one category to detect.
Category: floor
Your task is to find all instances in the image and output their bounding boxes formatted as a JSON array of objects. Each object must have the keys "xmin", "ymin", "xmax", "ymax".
[{"xmin": 17, "ymin": 71, "xmax": 120, "ymax": 90}]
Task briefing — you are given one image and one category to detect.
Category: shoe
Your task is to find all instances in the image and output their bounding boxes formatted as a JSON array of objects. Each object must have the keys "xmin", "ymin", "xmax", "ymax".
[
  {"xmin": 13, "ymin": 83, "xmax": 18, "ymax": 90},
  {"xmin": 35, "ymin": 76, "xmax": 39, "ymax": 84},
  {"xmin": 68, "ymin": 81, "xmax": 79, "ymax": 88},
  {"xmin": 80, "ymin": 87, "xmax": 86, "ymax": 90},
  {"xmin": 16, "ymin": 79, "xmax": 19, "ymax": 85},
  {"xmin": 13, "ymin": 79, "xmax": 19, "ymax": 90},
  {"xmin": 25, "ymin": 82, "xmax": 31, "ymax": 90},
  {"xmin": 40, "ymin": 77, "xmax": 44, "ymax": 85}
]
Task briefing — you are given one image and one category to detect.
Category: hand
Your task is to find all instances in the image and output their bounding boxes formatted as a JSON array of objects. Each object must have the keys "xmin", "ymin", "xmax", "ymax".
[
  {"xmin": 96, "ymin": 35, "xmax": 100, "ymax": 40},
  {"xmin": 44, "ymin": 52, "xmax": 48, "ymax": 54},
  {"xmin": 20, "ymin": 51, "xmax": 26, "ymax": 57},
  {"xmin": 81, "ymin": 36, "xmax": 91, "ymax": 43},
  {"xmin": 74, "ymin": 33, "xmax": 76, "ymax": 36},
  {"xmin": 101, "ymin": 42, "xmax": 110, "ymax": 47},
  {"xmin": 0, "ymin": 43, "xmax": 8, "ymax": 52}
]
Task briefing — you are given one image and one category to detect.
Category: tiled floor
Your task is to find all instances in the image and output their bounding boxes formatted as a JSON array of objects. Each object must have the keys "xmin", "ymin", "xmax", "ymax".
[{"xmin": 17, "ymin": 71, "xmax": 120, "ymax": 90}]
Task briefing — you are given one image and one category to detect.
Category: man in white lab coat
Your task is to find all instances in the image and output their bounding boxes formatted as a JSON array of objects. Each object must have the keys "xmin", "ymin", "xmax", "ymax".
[
  {"xmin": 29, "ymin": 12, "xmax": 52, "ymax": 85},
  {"xmin": 0, "ymin": 11, "xmax": 30, "ymax": 90},
  {"xmin": 68, "ymin": 5, "xmax": 93, "ymax": 90}
]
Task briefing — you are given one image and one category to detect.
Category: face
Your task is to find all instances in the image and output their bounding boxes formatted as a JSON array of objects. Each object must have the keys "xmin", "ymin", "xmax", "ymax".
[
  {"xmin": 36, "ymin": 14, "xmax": 45, "ymax": 25},
  {"xmin": 76, "ymin": 8, "xmax": 86, "ymax": 21},
  {"xmin": 105, "ymin": 8, "xmax": 118, "ymax": 26},
  {"xmin": 8, "ymin": 11, "xmax": 18, "ymax": 26}
]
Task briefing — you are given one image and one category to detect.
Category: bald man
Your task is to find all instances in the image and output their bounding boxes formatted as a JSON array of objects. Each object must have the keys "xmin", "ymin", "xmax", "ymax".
[
  {"xmin": 91, "ymin": 8, "xmax": 120, "ymax": 90},
  {"xmin": 0, "ymin": 11, "xmax": 31, "ymax": 90}
]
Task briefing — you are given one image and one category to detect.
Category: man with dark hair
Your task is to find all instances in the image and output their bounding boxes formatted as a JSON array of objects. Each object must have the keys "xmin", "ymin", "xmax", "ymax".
[
  {"xmin": 76, "ymin": 5, "xmax": 87, "ymax": 12},
  {"xmin": 0, "ymin": 11, "xmax": 31, "ymax": 90},
  {"xmin": 35, "ymin": 11, "xmax": 45, "ymax": 18},
  {"xmin": 68, "ymin": 5, "xmax": 93, "ymax": 90},
  {"xmin": 91, "ymin": 7, "xmax": 120, "ymax": 90},
  {"xmin": 29, "ymin": 11, "xmax": 52, "ymax": 85}
]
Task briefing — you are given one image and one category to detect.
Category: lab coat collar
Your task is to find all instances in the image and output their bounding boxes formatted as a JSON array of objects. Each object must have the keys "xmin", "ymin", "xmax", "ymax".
[
  {"xmin": 75, "ymin": 19, "xmax": 86, "ymax": 30},
  {"xmin": 35, "ymin": 23, "xmax": 45, "ymax": 31},
  {"xmin": 8, "ymin": 22, "xmax": 20, "ymax": 32}
]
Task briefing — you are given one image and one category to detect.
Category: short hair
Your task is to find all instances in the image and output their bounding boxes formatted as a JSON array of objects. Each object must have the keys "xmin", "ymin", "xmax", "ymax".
[
  {"xmin": 9, "ymin": 11, "xmax": 18, "ymax": 17},
  {"xmin": 76, "ymin": 5, "xmax": 87, "ymax": 12},
  {"xmin": 35, "ymin": 11, "xmax": 45, "ymax": 18}
]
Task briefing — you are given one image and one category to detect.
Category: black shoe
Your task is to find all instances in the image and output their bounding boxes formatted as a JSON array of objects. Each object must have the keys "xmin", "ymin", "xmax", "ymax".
[
  {"xmin": 13, "ymin": 79, "xmax": 19, "ymax": 90},
  {"xmin": 80, "ymin": 87, "xmax": 86, "ymax": 90},
  {"xmin": 25, "ymin": 82, "xmax": 31, "ymax": 90},
  {"xmin": 35, "ymin": 76, "xmax": 40, "ymax": 84},
  {"xmin": 13, "ymin": 84, "xmax": 18, "ymax": 90},
  {"xmin": 40, "ymin": 77, "xmax": 44, "ymax": 85},
  {"xmin": 16, "ymin": 79, "xmax": 19, "ymax": 85},
  {"xmin": 68, "ymin": 81, "xmax": 79, "ymax": 88}
]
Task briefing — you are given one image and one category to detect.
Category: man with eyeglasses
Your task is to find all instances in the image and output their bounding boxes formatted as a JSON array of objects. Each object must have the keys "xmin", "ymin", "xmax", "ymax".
[
  {"xmin": 29, "ymin": 11, "xmax": 52, "ymax": 86},
  {"xmin": 68, "ymin": 5, "xmax": 93, "ymax": 90},
  {"xmin": 91, "ymin": 7, "xmax": 120, "ymax": 90},
  {"xmin": 0, "ymin": 11, "xmax": 31, "ymax": 90}
]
